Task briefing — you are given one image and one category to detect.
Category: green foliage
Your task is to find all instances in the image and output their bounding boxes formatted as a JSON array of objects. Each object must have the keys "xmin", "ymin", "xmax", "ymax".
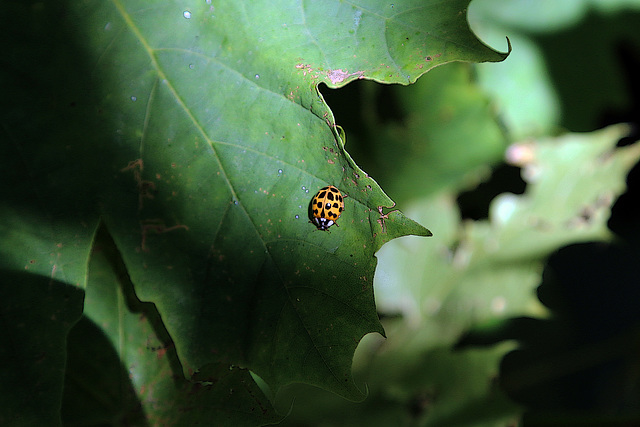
[
  {"xmin": 2, "ymin": 0, "xmax": 639, "ymax": 425},
  {"xmin": 470, "ymin": 0, "xmax": 640, "ymax": 137},
  {"xmin": 1, "ymin": 0, "xmax": 511, "ymax": 425},
  {"xmin": 360, "ymin": 62, "xmax": 509, "ymax": 200},
  {"xmin": 277, "ymin": 109, "xmax": 640, "ymax": 427},
  {"xmin": 275, "ymin": 2, "xmax": 640, "ymax": 425}
]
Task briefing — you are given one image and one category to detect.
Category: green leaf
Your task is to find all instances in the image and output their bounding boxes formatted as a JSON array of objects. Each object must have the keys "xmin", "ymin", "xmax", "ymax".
[
  {"xmin": 61, "ymin": 229, "xmax": 282, "ymax": 426},
  {"xmin": 1, "ymin": 0, "xmax": 507, "ymax": 419},
  {"xmin": 82, "ymin": 0, "xmax": 498, "ymax": 398},
  {"xmin": 477, "ymin": 124, "xmax": 640, "ymax": 260},
  {"xmin": 368, "ymin": 61, "xmax": 509, "ymax": 200},
  {"xmin": 375, "ymin": 125, "xmax": 640, "ymax": 422},
  {"xmin": 279, "ymin": 125, "xmax": 640, "ymax": 424}
]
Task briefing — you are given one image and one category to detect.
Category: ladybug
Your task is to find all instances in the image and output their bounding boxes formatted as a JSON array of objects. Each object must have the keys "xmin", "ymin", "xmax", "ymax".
[{"xmin": 308, "ymin": 185, "xmax": 345, "ymax": 231}]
